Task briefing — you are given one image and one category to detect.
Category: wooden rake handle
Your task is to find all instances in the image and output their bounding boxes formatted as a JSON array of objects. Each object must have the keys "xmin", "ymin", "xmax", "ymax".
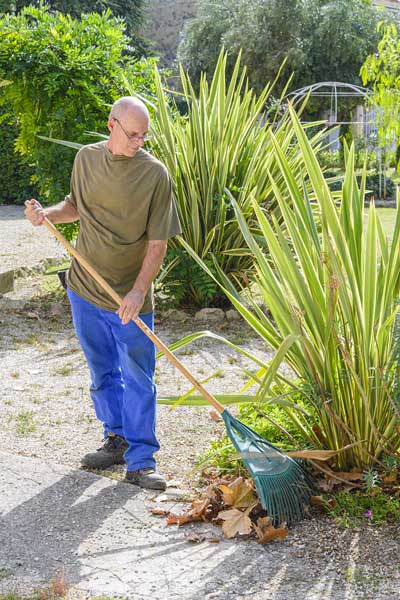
[{"xmin": 43, "ymin": 218, "xmax": 225, "ymax": 414}]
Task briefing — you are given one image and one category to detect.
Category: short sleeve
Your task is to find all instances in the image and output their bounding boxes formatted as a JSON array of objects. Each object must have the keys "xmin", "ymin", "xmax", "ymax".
[{"xmin": 146, "ymin": 169, "xmax": 182, "ymax": 240}]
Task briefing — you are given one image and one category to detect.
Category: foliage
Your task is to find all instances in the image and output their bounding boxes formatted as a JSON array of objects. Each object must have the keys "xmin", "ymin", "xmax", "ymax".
[
  {"xmin": 0, "ymin": 109, "xmax": 37, "ymax": 204},
  {"xmin": 200, "ymin": 391, "xmax": 318, "ymax": 474},
  {"xmin": 328, "ymin": 489, "xmax": 400, "ymax": 527},
  {"xmin": 0, "ymin": 0, "xmax": 147, "ymax": 53},
  {"xmin": 361, "ymin": 21, "xmax": 400, "ymax": 157},
  {"xmin": 364, "ymin": 173, "xmax": 396, "ymax": 200},
  {"xmin": 0, "ymin": 4, "xmax": 156, "ymax": 238},
  {"xmin": 157, "ymin": 247, "xmax": 220, "ymax": 308},
  {"xmin": 131, "ymin": 51, "xmax": 327, "ymax": 308},
  {"xmin": 318, "ymin": 149, "xmax": 342, "ymax": 171},
  {"xmin": 182, "ymin": 106, "xmax": 400, "ymax": 470},
  {"xmin": 362, "ymin": 467, "xmax": 380, "ymax": 492},
  {"xmin": 327, "ymin": 170, "xmax": 398, "ymax": 200},
  {"xmin": 354, "ymin": 134, "xmax": 380, "ymax": 170},
  {"xmin": 319, "ymin": 139, "xmax": 379, "ymax": 174},
  {"xmin": 178, "ymin": 0, "xmax": 384, "ymax": 95}
]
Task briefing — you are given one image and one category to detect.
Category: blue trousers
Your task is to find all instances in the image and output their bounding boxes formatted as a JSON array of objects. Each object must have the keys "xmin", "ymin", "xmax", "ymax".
[{"xmin": 67, "ymin": 288, "xmax": 159, "ymax": 471}]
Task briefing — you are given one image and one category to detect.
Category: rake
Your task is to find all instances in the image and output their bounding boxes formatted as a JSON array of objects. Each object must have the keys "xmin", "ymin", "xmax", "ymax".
[{"xmin": 43, "ymin": 217, "xmax": 315, "ymax": 524}]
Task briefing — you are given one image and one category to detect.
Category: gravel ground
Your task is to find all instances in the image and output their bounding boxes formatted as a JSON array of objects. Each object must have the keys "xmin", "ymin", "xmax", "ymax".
[
  {"xmin": 2, "ymin": 206, "xmax": 400, "ymax": 599},
  {"xmin": 1, "ymin": 270, "xmax": 273, "ymax": 482},
  {"xmin": 0, "ymin": 205, "xmax": 65, "ymax": 273}
]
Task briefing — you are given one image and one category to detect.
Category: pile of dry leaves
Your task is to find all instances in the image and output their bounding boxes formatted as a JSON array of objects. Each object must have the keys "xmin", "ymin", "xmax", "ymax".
[
  {"xmin": 151, "ymin": 461, "xmax": 400, "ymax": 543},
  {"xmin": 151, "ymin": 475, "xmax": 289, "ymax": 544}
]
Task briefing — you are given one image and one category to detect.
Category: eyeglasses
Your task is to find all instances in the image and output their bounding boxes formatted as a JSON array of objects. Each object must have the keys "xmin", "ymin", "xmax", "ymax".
[{"xmin": 113, "ymin": 117, "xmax": 152, "ymax": 143}]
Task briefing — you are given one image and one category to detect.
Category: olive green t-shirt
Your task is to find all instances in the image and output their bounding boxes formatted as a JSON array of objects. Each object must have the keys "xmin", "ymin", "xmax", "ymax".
[{"xmin": 66, "ymin": 141, "xmax": 181, "ymax": 313}]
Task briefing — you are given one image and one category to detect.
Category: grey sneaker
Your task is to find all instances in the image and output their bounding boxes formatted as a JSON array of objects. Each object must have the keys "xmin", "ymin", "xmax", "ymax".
[
  {"xmin": 124, "ymin": 468, "xmax": 167, "ymax": 491},
  {"xmin": 81, "ymin": 433, "xmax": 128, "ymax": 469}
]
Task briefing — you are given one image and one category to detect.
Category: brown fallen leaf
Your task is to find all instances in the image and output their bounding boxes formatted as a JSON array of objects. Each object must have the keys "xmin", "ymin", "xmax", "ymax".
[
  {"xmin": 207, "ymin": 537, "xmax": 222, "ymax": 543},
  {"xmin": 218, "ymin": 507, "xmax": 253, "ymax": 538},
  {"xmin": 167, "ymin": 497, "xmax": 210, "ymax": 526},
  {"xmin": 255, "ymin": 516, "xmax": 272, "ymax": 529},
  {"xmin": 209, "ymin": 410, "xmax": 222, "ymax": 422},
  {"xmin": 204, "ymin": 485, "xmax": 220, "ymax": 501},
  {"xmin": 310, "ymin": 495, "xmax": 337, "ymax": 510},
  {"xmin": 288, "ymin": 450, "xmax": 339, "ymax": 461},
  {"xmin": 254, "ymin": 518, "xmax": 288, "ymax": 544},
  {"xmin": 151, "ymin": 508, "xmax": 170, "ymax": 516},
  {"xmin": 289, "ymin": 441, "xmax": 367, "ymax": 462},
  {"xmin": 218, "ymin": 477, "xmax": 256, "ymax": 509},
  {"xmin": 317, "ymin": 467, "xmax": 363, "ymax": 490},
  {"xmin": 330, "ymin": 472, "xmax": 363, "ymax": 481},
  {"xmin": 191, "ymin": 497, "xmax": 211, "ymax": 516},
  {"xmin": 167, "ymin": 513, "xmax": 195, "ymax": 526},
  {"xmin": 312, "ymin": 425, "xmax": 327, "ymax": 446},
  {"xmin": 383, "ymin": 473, "xmax": 398, "ymax": 484}
]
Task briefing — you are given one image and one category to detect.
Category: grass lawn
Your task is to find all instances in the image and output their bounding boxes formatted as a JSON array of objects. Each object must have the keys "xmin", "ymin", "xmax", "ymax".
[{"xmin": 368, "ymin": 207, "xmax": 397, "ymax": 240}]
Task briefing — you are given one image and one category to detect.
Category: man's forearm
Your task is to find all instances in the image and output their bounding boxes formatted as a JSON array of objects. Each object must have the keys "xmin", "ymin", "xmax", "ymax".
[
  {"xmin": 45, "ymin": 199, "xmax": 80, "ymax": 224},
  {"xmin": 132, "ymin": 240, "xmax": 167, "ymax": 294}
]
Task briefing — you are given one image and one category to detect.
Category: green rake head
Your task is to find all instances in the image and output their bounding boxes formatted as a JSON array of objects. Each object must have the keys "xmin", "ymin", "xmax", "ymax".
[{"xmin": 221, "ymin": 409, "xmax": 315, "ymax": 525}]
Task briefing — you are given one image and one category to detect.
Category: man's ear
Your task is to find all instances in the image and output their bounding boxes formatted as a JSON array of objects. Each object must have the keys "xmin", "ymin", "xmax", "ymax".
[{"xmin": 107, "ymin": 118, "xmax": 114, "ymax": 133}]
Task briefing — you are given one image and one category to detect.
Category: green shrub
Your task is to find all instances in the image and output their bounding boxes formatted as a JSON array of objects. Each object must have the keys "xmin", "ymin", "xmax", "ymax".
[
  {"xmin": 0, "ymin": 0, "xmax": 148, "ymax": 54},
  {"xmin": 184, "ymin": 108, "xmax": 400, "ymax": 470},
  {"xmin": 178, "ymin": 0, "xmax": 382, "ymax": 95},
  {"xmin": 157, "ymin": 247, "xmax": 221, "ymax": 308},
  {"xmin": 364, "ymin": 173, "xmax": 396, "ymax": 200},
  {"xmin": 318, "ymin": 149, "xmax": 342, "ymax": 170},
  {"xmin": 324, "ymin": 170, "xmax": 396, "ymax": 201},
  {"xmin": 141, "ymin": 51, "xmax": 327, "ymax": 308},
  {"xmin": 0, "ymin": 5, "xmax": 157, "ymax": 237},
  {"xmin": 0, "ymin": 110, "xmax": 38, "ymax": 204},
  {"xmin": 201, "ymin": 392, "xmax": 318, "ymax": 475}
]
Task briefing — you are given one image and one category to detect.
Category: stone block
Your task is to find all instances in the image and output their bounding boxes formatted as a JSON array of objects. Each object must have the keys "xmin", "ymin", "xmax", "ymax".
[
  {"xmin": 225, "ymin": 309, "xmax": 241, "ymax": 321},
  {"xmin": 0, "ymin": 270, "xmax": 14, "ymax": 294},
  {"xmin": 195, "ymin": 308, "xmax": 225, "ymax": 321}
]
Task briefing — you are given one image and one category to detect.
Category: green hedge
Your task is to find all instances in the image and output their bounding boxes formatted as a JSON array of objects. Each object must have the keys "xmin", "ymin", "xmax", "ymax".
[{"xmin": 0, "ymin": 112, "xmax": 38, "ymax": 204}]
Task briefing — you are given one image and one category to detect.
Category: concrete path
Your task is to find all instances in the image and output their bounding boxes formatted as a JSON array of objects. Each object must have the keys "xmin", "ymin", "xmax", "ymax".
[{"xmin": 0, "ymin": 452, "xmax": 284, "ymax": 600}]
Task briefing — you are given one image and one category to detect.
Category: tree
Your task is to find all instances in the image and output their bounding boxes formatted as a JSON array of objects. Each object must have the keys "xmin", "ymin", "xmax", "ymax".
[
  {"xmin": 0, "ymin": 4, "xmax": 156, "ymax": 233},
  {"xmin": 178, "ymin": 0, "xmax": 385, "ymax": 95},
  {"xmin": 360, "ymin": 21, "xmax": 400, "ymax": 159},
  {"xmin": 0, "ymin": 1, "xmax": 147, "ymax": 54}
]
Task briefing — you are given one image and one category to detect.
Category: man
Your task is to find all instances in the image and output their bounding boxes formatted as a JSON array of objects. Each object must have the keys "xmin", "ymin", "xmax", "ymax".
[{"xmin": 25, "ymin": 96, "xmax": 181, "ymax": 491}]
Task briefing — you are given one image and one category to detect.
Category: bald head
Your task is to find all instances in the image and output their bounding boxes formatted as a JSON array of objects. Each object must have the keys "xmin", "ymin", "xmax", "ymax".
[
  {"xmin": 107, "ymin": 96, "xmax": 150, "ymax": 157},
  {"xmin": 109, "ymin": 96, "xmax": 149, "ymax": 121}
]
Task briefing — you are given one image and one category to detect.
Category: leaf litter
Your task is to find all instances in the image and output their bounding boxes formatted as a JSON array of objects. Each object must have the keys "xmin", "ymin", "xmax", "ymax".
[{"xmin": 151, "ymin": 475, "xmax": 290, "ymax": 544}]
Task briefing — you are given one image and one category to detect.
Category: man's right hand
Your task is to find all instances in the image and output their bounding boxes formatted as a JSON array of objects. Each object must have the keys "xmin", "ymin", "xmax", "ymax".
[{"xmin": 24, "ymin": 199, "xmax": 47, "ymax": 226}]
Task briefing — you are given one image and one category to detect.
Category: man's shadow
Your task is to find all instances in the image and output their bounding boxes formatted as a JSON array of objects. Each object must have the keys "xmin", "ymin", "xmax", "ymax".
[{"xmin": 0, "ymin": 463, "xmax": 144, "ymax": 588}]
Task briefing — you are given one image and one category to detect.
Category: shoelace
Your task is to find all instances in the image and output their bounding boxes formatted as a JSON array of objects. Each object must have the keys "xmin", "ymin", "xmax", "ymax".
[{"xmin": 98, "ymin": 435, "xmax": 121, "ymax": 451}]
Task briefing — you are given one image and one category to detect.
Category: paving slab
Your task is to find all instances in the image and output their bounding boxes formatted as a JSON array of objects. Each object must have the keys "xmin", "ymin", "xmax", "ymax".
[{"xmin": 0, "ymin": 452, "xmax": 399, "ymax": 600}]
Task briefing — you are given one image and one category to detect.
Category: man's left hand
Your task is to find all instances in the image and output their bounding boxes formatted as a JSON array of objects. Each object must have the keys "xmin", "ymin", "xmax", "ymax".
[{"xmin": 117, "ymin": 289, "xmax": 145, "ymax": 324}]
